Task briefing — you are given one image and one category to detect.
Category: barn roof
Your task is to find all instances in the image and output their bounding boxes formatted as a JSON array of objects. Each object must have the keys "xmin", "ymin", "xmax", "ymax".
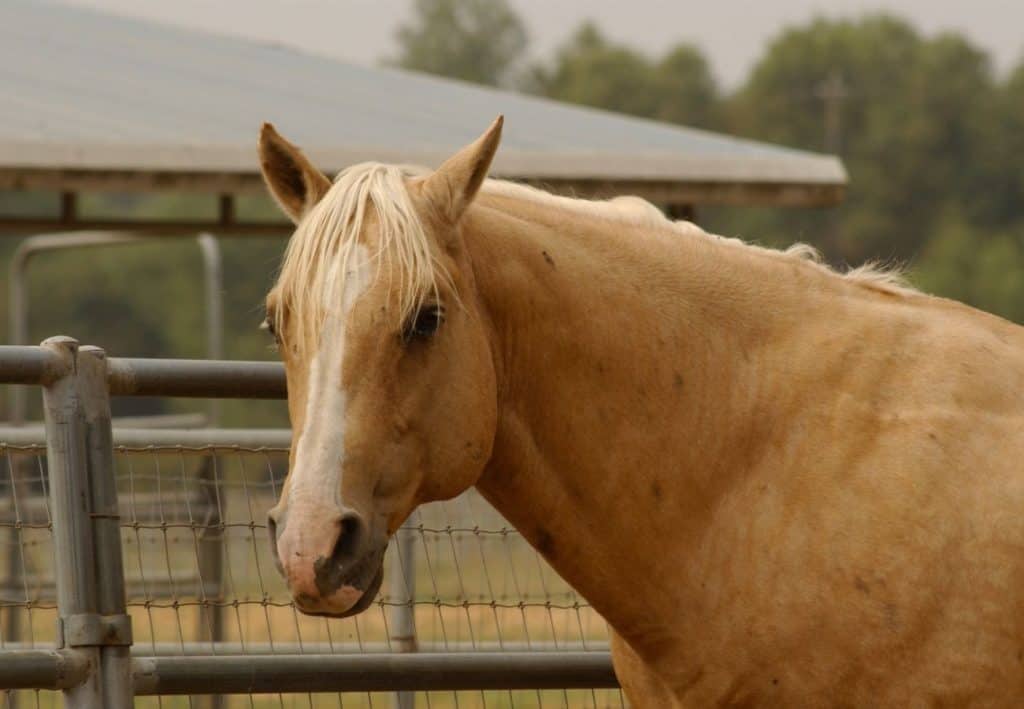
[{"xmin": 0, "ymin": 0, "xmax": 845, "ymax": 233}]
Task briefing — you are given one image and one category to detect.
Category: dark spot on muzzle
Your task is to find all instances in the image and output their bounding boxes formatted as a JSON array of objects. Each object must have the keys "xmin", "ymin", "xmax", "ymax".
[
  {"xmin": 302, "ymin": 561, "xmax": 386, "ymax": 619},
  {"xmin": 312, "ymin": 541, "xmax": 387, "ymax": 598}
]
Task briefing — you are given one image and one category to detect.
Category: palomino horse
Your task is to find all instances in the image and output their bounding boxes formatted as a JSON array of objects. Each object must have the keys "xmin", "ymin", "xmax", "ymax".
[{"xmin": 258, "ymin": 117, "xmax": 1024, "ymax": 706}]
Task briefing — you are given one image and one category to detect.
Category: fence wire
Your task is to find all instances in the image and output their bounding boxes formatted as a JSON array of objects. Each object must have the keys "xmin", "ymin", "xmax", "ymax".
[{"xmin": 1, "ymin": 441, "xmax": 622, "ymax": 708}]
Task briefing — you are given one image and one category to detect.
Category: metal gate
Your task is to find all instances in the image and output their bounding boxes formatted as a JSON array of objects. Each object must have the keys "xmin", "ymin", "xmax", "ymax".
[{"xmin": 0, "ymin": 338, "xmax": 619, "ymax": 707}]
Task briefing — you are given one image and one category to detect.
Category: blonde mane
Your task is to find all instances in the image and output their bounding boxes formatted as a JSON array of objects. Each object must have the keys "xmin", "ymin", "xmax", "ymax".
[
  {"xmin": 272, "ymin": 162, "xmax": 450, "ymax": 348},
  {"xmin": 273, "ymin": 164, "xmax": 911, "ymax": 346}
]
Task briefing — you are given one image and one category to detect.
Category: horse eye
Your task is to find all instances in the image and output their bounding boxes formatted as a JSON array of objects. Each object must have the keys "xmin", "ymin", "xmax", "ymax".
[
  {"xmin": 261, "ymin": 316, "xmax": 279, "ymax": 343},
  {"xmin": 404, "ymin": 305, "xmax": 443, "ymax": 342}
]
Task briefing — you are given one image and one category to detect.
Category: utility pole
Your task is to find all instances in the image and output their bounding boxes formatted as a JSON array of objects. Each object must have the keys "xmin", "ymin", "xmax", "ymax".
[
  {"xmin": 814, "ymin": 69, "xmax": 849, "ymax": 261},
  {"xmin": 815, "ymin": 69, "xmax": 849, "ymax": 154}
]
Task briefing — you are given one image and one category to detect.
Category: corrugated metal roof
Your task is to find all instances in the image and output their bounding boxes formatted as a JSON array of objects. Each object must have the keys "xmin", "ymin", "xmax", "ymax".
[{"xmin": 0, "ymin": 0, "xmax": 845, "ymax": 202}]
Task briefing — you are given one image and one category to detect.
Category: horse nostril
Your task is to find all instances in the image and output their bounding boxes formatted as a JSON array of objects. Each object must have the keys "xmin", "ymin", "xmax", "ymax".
[
  {"xmin": 331, "ymin": 511, "xmax": 367, "ymax": 567},
  {"xmin": 267, "ymin": 511, "xmax": 284, "ymax": 575}
]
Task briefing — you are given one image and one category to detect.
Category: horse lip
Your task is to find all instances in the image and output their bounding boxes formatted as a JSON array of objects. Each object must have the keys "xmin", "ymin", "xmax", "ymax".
[
  {"xmin": 299, "ymin": 563, "xmax": 384, "ymax": 619},
  {"xmin": 335, "ymin": 564, "xmax": 384, "ymax": 617},
  {"xmin": 313, "ymin": 541, "xmax": 387, "ymax": 596},
  {"xmin": 297, "ymin": 542, "xmax": 386, "ymax": 617}
]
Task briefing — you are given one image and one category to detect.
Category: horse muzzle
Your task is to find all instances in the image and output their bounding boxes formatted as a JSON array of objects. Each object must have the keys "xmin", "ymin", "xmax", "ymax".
[{"xmin": 268, "ymin": 502, "xmax": 387, "ymax": 617}]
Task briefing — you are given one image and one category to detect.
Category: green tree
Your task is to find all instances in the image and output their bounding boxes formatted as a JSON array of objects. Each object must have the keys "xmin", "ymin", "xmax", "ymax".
[
  {"xmin": 527, "ymin": 22, "xmax": 720, "ymax": 129},
  {"xmin": 721, "ymin": 16, "xmax": 998, "ymax": 266},
  {"xmin": 654, "ymin": 45, "xmax": 719, "ymax": 129},
  {"xmin": 390, "ymin": 0, "xmax": 528, "ymax": 86},
  {"xmin": 986, "ymin": 58, "xmax": 1024, "ymax": 226},
  {"xmin": 527, "ymin": 22, "xmax": 661, "ymax": 117},
  {"xmin": 912, "ymin": 212, "xmax": 1024, "ymax": 324}
]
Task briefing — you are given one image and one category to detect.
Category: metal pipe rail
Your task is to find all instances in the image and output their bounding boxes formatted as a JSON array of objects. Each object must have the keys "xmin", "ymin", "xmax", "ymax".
[
  {"xmin": 132, "ymin": 652, "xmax": 618, "ymax": 695},
  {"xmin": 0, "ymin": 345, "xmax": 67, "ymax": 385},
  {"xmin": 0, "ymin": 345, "xmax": 287, "ymax": 398},
  {"xmin": 0, "ymin": 650, "xmax": 93, "ymax": 690},
  {"xmin": 0, "ymin": 425, "xmax": 291, "ymax": 449},
  {"xmin": 0, "ymin": 650, "xmax": 616, "ymax": 695},
  {"xmin": 106, "ymin": 357, "xmax": 285, "ymax": 398},
  {"xmin": 0, "ymin": 642, "xmax": 614, "ymax": 655}
]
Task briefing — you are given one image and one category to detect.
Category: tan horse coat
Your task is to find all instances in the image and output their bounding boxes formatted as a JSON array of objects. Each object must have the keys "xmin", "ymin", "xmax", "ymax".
[
  {"xmin": 469, "ymin": 188, "xmax": 1024, "ymax": 706},
  {"xmin": 260, "ymin": 119, "xmax": 1024, "ymax": 706}
]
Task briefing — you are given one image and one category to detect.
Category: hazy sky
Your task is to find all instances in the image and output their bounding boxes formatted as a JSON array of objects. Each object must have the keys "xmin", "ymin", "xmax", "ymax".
[{"xmin": 59, "ymin": 0, "xmax": 1023, "ymax": 87}]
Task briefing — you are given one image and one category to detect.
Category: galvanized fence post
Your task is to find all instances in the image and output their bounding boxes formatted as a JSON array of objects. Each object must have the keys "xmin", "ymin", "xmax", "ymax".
[
  {"xmin": 40, "ymin": 338, "xmax": 133, "ymax": 708},
  {"xmin": 77, "ymin": 346, "xmax": 133, "ymax": 709},
  {"xmin": 389, "ymin": 512, "xmax": 418, "ymax": 709},
  {"xmin": 197, "ymin": 232, "xmax": 226, "ymax": 709},
  {"xmin": 40, "ymin": 337, "xmax": 104, "ymax": 708}
]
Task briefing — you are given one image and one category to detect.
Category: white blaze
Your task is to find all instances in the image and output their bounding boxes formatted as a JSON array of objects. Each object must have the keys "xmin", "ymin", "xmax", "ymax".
[{"xmin": 286, "ymin": 244, "xmax": 372, "ymax": 510}]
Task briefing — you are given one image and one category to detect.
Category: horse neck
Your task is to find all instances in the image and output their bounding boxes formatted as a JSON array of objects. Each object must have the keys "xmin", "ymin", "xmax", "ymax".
[{"xmin": 463, "ymin": 198, "xmax": 841, "ymax": 658}]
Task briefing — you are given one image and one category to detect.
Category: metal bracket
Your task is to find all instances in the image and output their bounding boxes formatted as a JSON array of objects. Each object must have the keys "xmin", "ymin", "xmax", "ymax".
[{"xmin": 58, "ymin": 613, "xmax": 133, "ymax": 647}]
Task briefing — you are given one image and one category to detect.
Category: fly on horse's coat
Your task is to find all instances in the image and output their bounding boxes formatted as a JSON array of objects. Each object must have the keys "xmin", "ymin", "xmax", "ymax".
[{"xmin": 258, "ymin": 116, "xmax": 1024, "ymax": 707}]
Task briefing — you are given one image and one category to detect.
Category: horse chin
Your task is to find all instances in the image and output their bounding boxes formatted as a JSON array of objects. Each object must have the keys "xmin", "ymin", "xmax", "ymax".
[
  {"xmin": 334, "ymin": 564, "xmax": 384, "ymax": 618},
  {"xmin": 296, "ymin": 562, "xmax": 384, "ymax": 618}
]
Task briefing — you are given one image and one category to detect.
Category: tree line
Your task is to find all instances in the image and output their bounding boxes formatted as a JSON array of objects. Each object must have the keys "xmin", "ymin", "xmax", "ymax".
[{"xmin": 393, "ymin": 0, "xmax": 1024, "ymax": 323}]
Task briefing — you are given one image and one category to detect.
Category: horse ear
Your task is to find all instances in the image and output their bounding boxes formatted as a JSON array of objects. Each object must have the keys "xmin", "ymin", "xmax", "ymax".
[
  {"xmin": 258, "ymin": 123, "xmax": 332, "ymax": 224},
  {"xmin": 421, "ymin": 115, "xmax": 503, "ymax": 222}
]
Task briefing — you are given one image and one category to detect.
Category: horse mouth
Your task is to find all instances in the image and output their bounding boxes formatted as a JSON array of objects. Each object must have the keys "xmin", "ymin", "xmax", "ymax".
[
  {"xmin": 296, "ymin": 545, "xmax": 386, "ymax": 618},
  {"xmin": 334, "ymin": 563, "xmax": 384, "ymax": 617}
]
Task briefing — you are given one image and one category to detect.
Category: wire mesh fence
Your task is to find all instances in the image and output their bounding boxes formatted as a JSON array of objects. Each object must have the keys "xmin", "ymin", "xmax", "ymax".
[{"xmin": 1, "ymin": 439, "xmax": 622, "ymax": 708}]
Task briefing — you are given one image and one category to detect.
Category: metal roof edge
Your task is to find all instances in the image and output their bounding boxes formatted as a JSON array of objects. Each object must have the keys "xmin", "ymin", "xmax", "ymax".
[{"xmin": 0, "ymin": 141, "xmax": 847, "ymax": 186}]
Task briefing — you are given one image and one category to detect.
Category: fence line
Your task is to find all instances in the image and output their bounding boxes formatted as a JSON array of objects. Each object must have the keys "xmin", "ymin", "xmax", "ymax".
[
  {"xmin": 0, "ymin": 652, "xmax": 616, "ymax": 697},
  {"xmin": 0, "ymin": 425, "xmax": 292, "ymax": 449},
  {"xmin": 0, "ymin": 339, "xmax": 620, "ymax": 708}
]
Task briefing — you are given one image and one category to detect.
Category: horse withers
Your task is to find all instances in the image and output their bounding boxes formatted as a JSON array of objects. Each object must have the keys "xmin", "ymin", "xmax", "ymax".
[{"xmin": 257, "ymin": 117, "xmax": 1024, "ymax": 706}]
